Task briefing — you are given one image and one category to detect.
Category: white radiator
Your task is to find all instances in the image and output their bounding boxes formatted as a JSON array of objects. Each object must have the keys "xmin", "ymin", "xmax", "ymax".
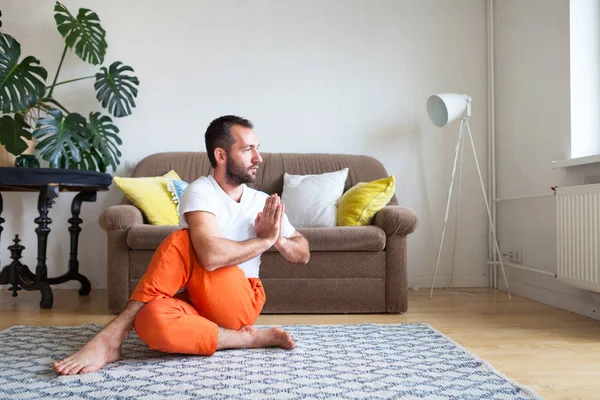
[{"xmin": 556, "ymin": 184, "xmax": 600, "ymax": 292}]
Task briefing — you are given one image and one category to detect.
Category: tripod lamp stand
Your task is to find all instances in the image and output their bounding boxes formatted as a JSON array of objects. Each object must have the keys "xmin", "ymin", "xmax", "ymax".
[{"xmin": 426, "ymin": 93, "xmax": 511, "ymax": 300}]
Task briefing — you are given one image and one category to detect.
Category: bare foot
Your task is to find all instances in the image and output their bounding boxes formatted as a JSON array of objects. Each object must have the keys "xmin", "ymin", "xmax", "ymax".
[
  {"xmin": 51, "ymin": 300, "xmax": 144, "ymax": 375},
  {"xmin": 251, "ymin": 327, "xmax": 295, "ymax": 350},
  {"xmin": 52, "ymin": 331, "xmax": 123, "ymax": 375}
]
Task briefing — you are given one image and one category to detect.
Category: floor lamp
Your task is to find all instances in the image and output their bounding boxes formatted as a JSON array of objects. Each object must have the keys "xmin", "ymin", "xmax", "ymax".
[{"xmin": 426, "ymin": 93, "xmax": 511, "ymax": 300}]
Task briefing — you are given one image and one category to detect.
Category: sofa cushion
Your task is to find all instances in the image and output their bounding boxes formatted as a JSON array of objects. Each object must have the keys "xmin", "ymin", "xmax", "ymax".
[
  {"xmin": 114, "ymin": 170, "xmax": 182, "ymax": 225},
  {"xmin": 260, "ymin": 251, "xmax": 386, "ymax": 279},
  {"xmin": 337, "ymin": 175, "xmax": 396, "ymax": 226},
  {"xmin": 281, "ymin": 168, "xmax": 349, "ymax": 227},
  {"xmin": 166, "ymin": 179, "xmax": 189, "ymax": 206},
  {"xmin": 268, "ymin": 226, "xmax": 386, "ymax": 252},
  {"xmin": 267, "ymin": 225, "xmax": 386, "ymax": 252},
  {"xmin": 127, "ymin": 224, "xmax": 386, "ymax": 252},
  {"xmin": 127, "ymin": 225, "xmax": 181, "ymax": 249}
]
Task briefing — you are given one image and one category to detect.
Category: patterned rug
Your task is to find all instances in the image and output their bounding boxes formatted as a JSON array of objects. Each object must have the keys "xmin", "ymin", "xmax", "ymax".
[{"xmin": 0, "ymin": 323, "xmax": 542, "ymax": 400}]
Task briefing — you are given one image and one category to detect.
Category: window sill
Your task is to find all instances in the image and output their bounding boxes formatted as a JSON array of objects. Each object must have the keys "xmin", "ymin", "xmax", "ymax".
[{"xmin": 552, "ymin": 154, "xmax": 600, "ymax": 169}]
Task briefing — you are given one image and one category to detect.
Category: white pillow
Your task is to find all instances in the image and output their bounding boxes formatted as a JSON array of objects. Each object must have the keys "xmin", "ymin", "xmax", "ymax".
[{"xmin": 281, "ymin": 168, "xmax": 349, "ymax": 227}]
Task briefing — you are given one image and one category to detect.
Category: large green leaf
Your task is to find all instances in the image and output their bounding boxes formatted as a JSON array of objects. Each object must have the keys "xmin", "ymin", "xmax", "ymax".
[
  {"xmin": 33, "ymin": 108, "xmax": 90, "ymax": 168},
  {"xmin": 54, "ymin": 1, "xmax": 107, "ymax": 65},
  {"xmin": 0, "ymin": 33, "xmax": 48, "ymax": 113},
  {"xmin": 87, "ymin": 112, "xmax": 122, "ymax": 172},
  {"xmin": 56, "ymin": 144, "xmax": 106, "ymax": 172},
  {"xmin": 63, "ymin": 113, "xmax": 122, "ymax": 172},
  {"xmin": 94, "ymin": 61, "xmax": 139, "ymax": 117},
  {"xmin": 0, "ymin": 113, "xmax": 32, "ymax": 155},
  {"xmin": 81, "ymin": 148, "xmax": 108, "ymax": 172}
]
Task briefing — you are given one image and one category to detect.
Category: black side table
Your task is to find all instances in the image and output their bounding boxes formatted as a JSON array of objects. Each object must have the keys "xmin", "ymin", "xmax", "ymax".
[{"xmin": 0, "ymin": 167, "xmax": 111, "ymax": 309}]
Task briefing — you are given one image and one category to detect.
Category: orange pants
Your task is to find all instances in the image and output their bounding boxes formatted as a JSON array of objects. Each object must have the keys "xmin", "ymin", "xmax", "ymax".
[{"xmin": 130, "ymin": 229, "xmax": 266, "ymax": 356}]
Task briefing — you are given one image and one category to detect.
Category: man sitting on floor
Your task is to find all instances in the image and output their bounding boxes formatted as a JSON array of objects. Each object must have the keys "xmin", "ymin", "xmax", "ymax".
[{"xmin": 52, "ymin": 115, "xmax": 310, "ymax": 375}]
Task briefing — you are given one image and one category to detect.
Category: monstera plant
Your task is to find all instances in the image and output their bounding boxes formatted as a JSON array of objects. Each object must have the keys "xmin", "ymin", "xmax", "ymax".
[{"xmin": 0, "ymin": 2, "xmax": 139, "ymax": 172}]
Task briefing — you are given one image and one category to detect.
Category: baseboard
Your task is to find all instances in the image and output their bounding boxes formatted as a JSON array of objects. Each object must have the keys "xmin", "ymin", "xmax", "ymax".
[
  {"xmin": 3, "ymin": 276, "xmax": 490, "ymax": 293},
  {"xmin": 506, "ymin": 269, "xmax": 600, "ymax": 321},
  {"xmin": 409, "ymin": 275, "xmax": 489, "ymax": 289}
]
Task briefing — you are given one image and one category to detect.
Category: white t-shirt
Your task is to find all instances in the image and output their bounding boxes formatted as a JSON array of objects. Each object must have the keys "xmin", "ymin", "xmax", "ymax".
[{"xmin": 178, "ymin": 174, "xmax": 296, "ymax": 278}]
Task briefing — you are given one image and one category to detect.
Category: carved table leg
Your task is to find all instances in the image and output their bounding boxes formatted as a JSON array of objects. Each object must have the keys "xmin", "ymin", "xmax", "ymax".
[
  {"xmin": 0, "ymin": 196, "xmax": 46, "ymax": 304},
  {"xmin": 47, "ymin": 191, "xmax": 96, "ymax": 295},
  {"xmin": 33, "ymin": 185, "xmax": 59, "ymax": 309},
  {"xmin": 2, "ymin": 235, "xmax": 53, "ymax": 308},
  {"xmin": 7, "ymin": 236, "xmax": 24, "ymax": 297}
]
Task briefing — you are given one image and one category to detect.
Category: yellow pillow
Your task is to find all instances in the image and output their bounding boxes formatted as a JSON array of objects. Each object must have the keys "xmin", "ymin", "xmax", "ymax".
[
  {"xmin": 337, "ymin": 175, "xmax": 395, "ymax": 226},
  {"xmin": 113, "ymin": 170, "xmax": 181, "ymax": 225}
]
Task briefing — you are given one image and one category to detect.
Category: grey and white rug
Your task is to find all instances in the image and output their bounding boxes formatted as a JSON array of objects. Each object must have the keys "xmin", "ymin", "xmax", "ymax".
[{"xmin": 0, "ymin": 323, "xmax": 542, "ymax": 400}]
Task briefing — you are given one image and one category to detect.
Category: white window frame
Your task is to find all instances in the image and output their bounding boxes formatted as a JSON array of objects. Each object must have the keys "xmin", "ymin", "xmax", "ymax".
[{"xmin": 553, "ymin": 0, "xmax": 600, "ymax": 169}]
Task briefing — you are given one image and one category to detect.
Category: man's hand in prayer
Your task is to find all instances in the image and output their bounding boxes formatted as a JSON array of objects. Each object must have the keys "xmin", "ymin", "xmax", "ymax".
[{"xmin": 254, "ymin": 194, "xmax": 283, "ymax": 246}]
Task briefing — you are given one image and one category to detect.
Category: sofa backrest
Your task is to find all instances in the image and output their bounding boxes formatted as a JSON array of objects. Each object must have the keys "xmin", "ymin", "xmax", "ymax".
[{"xmin": 124, "ymin": 152, "xmax": 398, "ymax": 205}]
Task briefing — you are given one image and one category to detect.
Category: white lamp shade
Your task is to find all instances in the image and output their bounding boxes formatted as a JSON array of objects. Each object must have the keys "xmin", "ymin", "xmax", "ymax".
[{"xmin": 426, "ymin": 93, "xmax": 469, "ymax": 127}]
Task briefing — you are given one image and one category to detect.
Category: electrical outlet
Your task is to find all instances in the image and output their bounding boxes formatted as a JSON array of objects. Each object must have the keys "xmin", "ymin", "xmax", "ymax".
[{"xmin": 502, "ymin": 249, "xmax": 522, "ymax": 264}]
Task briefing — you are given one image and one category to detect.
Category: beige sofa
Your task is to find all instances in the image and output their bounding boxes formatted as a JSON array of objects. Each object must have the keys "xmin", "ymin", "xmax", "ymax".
[{"xmin": 99, "ymin": 152, "xmax": 418, "ymax": 315}]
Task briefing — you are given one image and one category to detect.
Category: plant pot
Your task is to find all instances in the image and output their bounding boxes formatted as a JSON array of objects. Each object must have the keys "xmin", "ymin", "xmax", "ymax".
[
  {"xmin": 14, "ymin": 154, "xmax": 40, "ymax": 168},
  {"xmin": 1, "ymin": 138, "xmax": 35, "ymax": 167}
]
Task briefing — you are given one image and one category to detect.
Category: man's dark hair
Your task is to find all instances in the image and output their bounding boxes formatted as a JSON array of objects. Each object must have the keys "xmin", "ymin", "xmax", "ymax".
[{"xmin": 205, "ymin": 115, "xmax": 254, "ymax": 168}]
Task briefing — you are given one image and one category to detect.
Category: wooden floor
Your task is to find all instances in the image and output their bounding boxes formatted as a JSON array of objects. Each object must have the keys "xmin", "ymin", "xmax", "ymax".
[{"xmin": 2, "ymin": 288, "xmax": 600, "ymax": 400}]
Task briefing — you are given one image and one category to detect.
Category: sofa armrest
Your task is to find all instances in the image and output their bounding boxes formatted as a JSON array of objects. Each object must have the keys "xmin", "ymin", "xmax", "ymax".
[
  {"xmin": 374, "ymin": 205, "xmax": 418, "ymax": 236},
  {"xmin": 99, "ymin": 205, "xmax": 144, "ymax": 231}
]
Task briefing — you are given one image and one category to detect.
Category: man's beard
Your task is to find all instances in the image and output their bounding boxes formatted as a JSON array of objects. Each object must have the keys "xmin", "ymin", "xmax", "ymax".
[{"xmin": 225, "ymin": 156, "xmax": 258, "ymax": 185}]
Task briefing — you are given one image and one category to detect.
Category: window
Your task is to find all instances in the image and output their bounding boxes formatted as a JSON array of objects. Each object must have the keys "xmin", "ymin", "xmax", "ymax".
[{"xmin": 570, "ymin": 0, "xmax": 600, "ymax": 159}]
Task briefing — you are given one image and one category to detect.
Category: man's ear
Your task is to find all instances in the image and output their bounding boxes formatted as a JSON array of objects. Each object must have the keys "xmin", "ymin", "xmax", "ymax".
[{"xmin": 214, "ymin": 148, "xmax": 227, "ymax": 165}]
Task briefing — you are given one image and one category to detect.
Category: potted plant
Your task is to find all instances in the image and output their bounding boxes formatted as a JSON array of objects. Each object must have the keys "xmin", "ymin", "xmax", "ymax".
[{"xmin": 0, "ymin": 1, "xmax": 139, "ymax": 172}]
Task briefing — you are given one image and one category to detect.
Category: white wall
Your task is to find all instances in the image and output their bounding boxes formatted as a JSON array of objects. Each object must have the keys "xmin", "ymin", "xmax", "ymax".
[
  {"xmin": 1, "ymin": 0, "xmax": 490, "ymax": 292},
  {"xmin": 495, "ymin": 0, "xmax": 600, "ymax": 319}
]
